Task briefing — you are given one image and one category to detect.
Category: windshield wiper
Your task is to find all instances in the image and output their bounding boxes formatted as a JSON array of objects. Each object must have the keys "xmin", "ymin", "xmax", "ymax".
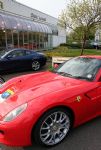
[
  {"xmin": 53, "ymin": 71, "xmax": 92, "ymax": 81},
  {"xmin": 73, "ymin": 76, "xmax": 92, "ymax": 81},
  {"xmin": 56, "ymin": 72, "xmax": 73, "ymax": 77}
]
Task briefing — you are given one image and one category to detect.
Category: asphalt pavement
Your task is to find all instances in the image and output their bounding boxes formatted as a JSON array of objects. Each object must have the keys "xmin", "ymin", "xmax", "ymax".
[
  {"xmin": 0, "ymin": 117, "xmax": 101, "ymax": 150},
  {"xmin": 0, "ymin": 65, "xmax": 101, "ymax": 150}
]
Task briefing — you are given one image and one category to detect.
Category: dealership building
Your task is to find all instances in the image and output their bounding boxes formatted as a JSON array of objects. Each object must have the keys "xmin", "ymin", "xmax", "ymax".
[{"xmin": 0, "ymin": 0, "xmax": 66, "ymax": 51}]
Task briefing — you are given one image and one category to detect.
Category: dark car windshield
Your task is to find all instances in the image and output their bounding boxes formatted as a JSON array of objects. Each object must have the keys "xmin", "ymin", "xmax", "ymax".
[
  {"xmin": 0, "ymin": 49, "xmax": 13, "ymax": 59},
  {"xmin": 0, "ymin": 50, "xmax": 8, "ymax": 58},
  {"xmin": 54, "ymin": 57, "xmax": 101, "ymax": 81}
]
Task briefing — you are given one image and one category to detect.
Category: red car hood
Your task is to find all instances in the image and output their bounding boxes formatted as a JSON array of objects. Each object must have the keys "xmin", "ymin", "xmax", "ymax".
[{"xmin": 0, "ymin": 71, "xmax": 97, "ymax": 118}]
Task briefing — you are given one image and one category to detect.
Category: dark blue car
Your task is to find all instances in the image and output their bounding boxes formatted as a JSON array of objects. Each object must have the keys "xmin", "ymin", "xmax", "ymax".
[{"xmin": 0, "ymin": 48, "xmax": 47, "ymax": 73}]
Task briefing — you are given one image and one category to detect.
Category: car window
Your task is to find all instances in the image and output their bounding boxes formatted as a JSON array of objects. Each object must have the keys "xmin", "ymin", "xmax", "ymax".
[
  {"xmin": 55, "ymin": 57, "xmax": 101, "ymax": 81},
  {"xmin": 25, "ymin": 50, "xmax": 33, "ymax": 55},
  {"xmin": 8, "ymin": 50, "xmax": 25, "ymax": 58}
]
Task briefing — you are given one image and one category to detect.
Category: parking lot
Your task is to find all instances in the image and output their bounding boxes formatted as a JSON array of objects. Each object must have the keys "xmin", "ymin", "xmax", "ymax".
[{"xmin": 0, "ymin": 64, "xmax": 101, "ymax": 150}]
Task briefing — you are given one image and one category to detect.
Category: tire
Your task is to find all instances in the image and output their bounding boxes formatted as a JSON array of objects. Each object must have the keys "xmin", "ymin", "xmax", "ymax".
[
  {"xmin": 32, "ymin": 108, "xmax": 72, "ymax": 146},
  {"xmin": 32, "ymin": 61, "xmax": 40, "ymax": 71},
  {"xmin": 0, "ymin": 76, "xmax": 5, "ymax": 84}
]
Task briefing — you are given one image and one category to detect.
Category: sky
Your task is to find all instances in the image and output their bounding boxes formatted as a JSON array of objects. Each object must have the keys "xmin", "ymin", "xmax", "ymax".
[{"xmin": 16, "ymin": 0, "xmax": 67, "ymax": 18}]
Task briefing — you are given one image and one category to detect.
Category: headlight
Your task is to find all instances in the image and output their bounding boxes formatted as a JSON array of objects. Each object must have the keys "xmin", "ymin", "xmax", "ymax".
[{"xmin": 3, "ymin": 103, "xmax": 27, "ymax": 122}]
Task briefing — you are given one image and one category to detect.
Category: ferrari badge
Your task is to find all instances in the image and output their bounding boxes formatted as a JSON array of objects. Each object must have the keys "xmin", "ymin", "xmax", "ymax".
[{"xmin": 76, "ymin": 96, "xmax": 81, "ymax": 102}]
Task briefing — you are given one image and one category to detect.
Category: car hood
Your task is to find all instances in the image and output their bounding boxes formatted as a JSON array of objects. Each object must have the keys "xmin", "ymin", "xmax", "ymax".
[{"xmin": 0, "ymin": 71, "xmax": 97, "ymax": 118}]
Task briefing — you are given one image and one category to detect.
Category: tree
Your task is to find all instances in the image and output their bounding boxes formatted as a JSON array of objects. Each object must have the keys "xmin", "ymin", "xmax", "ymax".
[
  {"xmin": 58, "ymin": 0, "xmax": 101, "ymax": 55},
  {"xmin": 68, "ymin": 25, "xmax": 96, "ymax": 43}
]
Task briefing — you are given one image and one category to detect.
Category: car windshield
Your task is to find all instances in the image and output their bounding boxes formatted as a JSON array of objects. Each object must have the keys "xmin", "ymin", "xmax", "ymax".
[
  {"xmin": 0, "ymin": 50, "xmax": 7, "ymax": 58},
  {"xmin": 0, "ymin": 50, "xmax": 12, "ymax": 59},
  {"xmin": 54, "ymin": 57, "xmax": 101, "ymax": 81}
]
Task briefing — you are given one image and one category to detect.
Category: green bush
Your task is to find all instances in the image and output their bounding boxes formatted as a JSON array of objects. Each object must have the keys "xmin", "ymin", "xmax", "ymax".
[
  {"xmin": 60, "ymin": 43, "xmax": 68, "ymax": 46},
  {"xmin": 48, "ymin": 64, "xmax": 54, "ymax": 71},
  {"xmin": 66, "ymin": 40, "xmax": 95, "ymax": 49},
  {"xmin": 44, "ymin": 46, "xmax": 101, "ymax": 58}
]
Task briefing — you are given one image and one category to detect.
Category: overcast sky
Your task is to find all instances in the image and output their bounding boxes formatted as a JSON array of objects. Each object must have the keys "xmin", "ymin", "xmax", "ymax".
[{"xmin": 16, "ymin": 0, "xmax": 67, "ymax": 18}]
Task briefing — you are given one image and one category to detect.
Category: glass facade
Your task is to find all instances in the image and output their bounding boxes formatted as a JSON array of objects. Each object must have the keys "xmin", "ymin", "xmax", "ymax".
[{"xmin": 0, "ymin": 12, "xmax": 56, "ymax": 50}]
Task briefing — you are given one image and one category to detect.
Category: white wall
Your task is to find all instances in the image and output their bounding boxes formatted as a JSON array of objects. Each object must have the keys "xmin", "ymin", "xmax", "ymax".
[
  {"xmin": 52, "ymin": 36, "xmax": 66, "ymax": 47},
  {"xmin": 53, "ymin": 26, "xmax": 66, "ymax": 47},
  {"xmin": 1, "ymin": 0, "xmax": 57, "ymax": 25},
  {"xmin": 0, "ymin": 0, "xmax": 66, "ymax": 47}
]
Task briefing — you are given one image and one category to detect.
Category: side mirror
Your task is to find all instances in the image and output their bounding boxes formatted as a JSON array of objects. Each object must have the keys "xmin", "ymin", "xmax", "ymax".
[{"xmin": 54, "ymin": 63, "xmax": 59, "ymax": 69}]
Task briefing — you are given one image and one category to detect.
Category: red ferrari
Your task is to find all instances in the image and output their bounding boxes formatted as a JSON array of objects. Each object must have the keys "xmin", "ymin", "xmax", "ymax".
[{"xmin": 0, "ymin": 56, "xmax": 101, "ymax": 147}]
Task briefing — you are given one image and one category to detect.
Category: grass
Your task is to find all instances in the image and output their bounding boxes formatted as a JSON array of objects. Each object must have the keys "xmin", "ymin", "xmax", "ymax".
[{"xmin": 44, "ymin": 46, "xmax": 101, "ymax": 58}]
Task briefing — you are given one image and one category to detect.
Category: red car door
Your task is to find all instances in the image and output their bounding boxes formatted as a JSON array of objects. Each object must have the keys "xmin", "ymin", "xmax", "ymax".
[{"xmin": 74, "ymin": 85, "xmax": 100, "ymax": 126}]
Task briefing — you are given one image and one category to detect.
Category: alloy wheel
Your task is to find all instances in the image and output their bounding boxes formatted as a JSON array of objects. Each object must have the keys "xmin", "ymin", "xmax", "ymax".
[
  {"xmin": 40, "ymin": 111, "xmax": 70, "ymax": 146},
  {"xmin": 32, "ymin": 61, "xmax": 40, "ymax": 71}
]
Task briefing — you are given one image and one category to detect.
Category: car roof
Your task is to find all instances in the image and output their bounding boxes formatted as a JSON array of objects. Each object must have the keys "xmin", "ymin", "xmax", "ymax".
[
  {"xmin": 79, "ymin": 55, "xmax": 101, "ymax": 60},
  {"xmin": 6, "ymin": 48, "xmax": 36, "ymax": 53}
]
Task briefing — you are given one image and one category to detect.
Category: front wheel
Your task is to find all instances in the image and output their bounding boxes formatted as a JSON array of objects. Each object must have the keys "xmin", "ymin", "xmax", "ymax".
[
  {"xmin": 32, "ymin": 61, "xmax": 40, "ymax": 71},
  {"xmin": 32, "ymin": 108, "xmax": 72, "ymax": 146}
]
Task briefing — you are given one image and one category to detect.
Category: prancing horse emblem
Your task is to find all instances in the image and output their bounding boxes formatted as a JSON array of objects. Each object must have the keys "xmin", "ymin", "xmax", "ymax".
[{"xmin": 76, "ymin": 96, "xmax": 81, "ymax": 102}]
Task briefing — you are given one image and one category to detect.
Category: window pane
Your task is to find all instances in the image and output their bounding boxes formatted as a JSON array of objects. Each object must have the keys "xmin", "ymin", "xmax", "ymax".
[
  {"xmin": 35, "ymin": 22, "xmax": 40, "ymax": 32},
  {"xmin": 19, "ymin": 19, "xmax": 28, "ymax": 30},
  {"xmin": 6, "ymin": 29, "xmax": 13, "ymax": 49},
  {"xmin": 43, "ymin": 24, "xmax": 48, "ymax": 33},
  {"xmin": 38, "ymin": 24, "xmax": 43, "ymax": 33},
  {"xmin": 24, "ymin": 31, "xmax": 28, "ymax": 49},
  {"xmin": 13, "ymin": 30, "xmax": 18, "ymax": 48},
  {"xmin": 19, "ymin": 31, "xmax": 23, "ymax": 48},
  {"xmin": 29, "ymin": 32, "xmax": 33, "ymax": 49},
  {"xmin": 15, "ymin": 18, "xmax": 23, "ymax": 30},
  {"xmin": 30, "ymin": 21, "xmax": 36, "ymax": 32},
  {"xmin": 44, "ymin": 34, "xmax": 48, "ymax": 48},
  {"xmin": 40, "ymin": 24, "xmax": 45, "ymax": 33},
  {"xmin": 1, "ymin": 14, "xmax": 12, "ymax": 29},
  {"xmin": 0, "ymin": 29, "xmax": 6, "ymax": 50},
  {"xmin": 9, "ymin": 50, "xmax": 24, "ymax": 58},
  {"xmin": 25, "ymin": 20, "xmax": 32, "ymax": 31},
  {"xmin": 36, "ymin": 34, "xmax": 39, "ymax": 49},
  {"xmin": 51, "ymin": 25, "xmax": 58, "ymax": 35},
  {"xmin": 26, "ymin": 50, "xmax": 32, "ymax": 55},
  {"xmin": 0, "ymin": 15, "xmax": 5, "ymax": 29},
  {"xmin": 43, "ymin": 34, "xmax": 46, "ymax": 48},
  {"xmin": 48, "ymin": 34, "xmax": 52, "ymax": 48},
  {"xmin": 39, "ymin": 33, "xmax": 44, "ymax": 49},
  {"xmin": 8, "ymin": 16, "xmax": 18, "ymax": 30},
  {"xmin": 33, "ymin": 33, "xmax": 37, "ymax": 49}
]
